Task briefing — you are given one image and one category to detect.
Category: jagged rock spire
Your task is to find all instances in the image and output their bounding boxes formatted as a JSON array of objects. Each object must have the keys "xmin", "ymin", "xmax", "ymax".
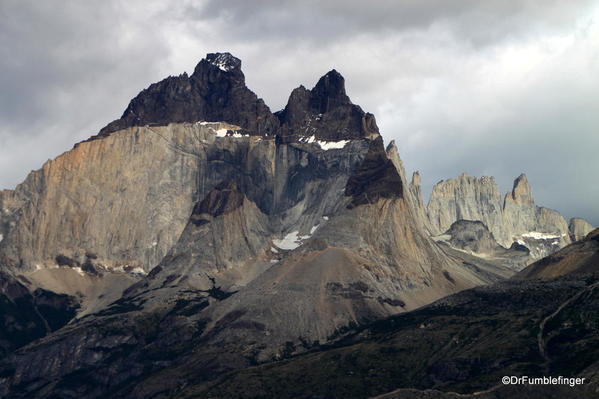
[
  {"xmin": 89, "ymin": 53, "xmax": 384, "ymax": 146},
  {"xmin": 95, "ymin": 52, "xmax": 279, "ymax": 138},
  {"xmin": 309, "ymin": 69, "xmax": 350, "ymax": 114},
  {"xmin": 507, "ymin": 173, "xmax": 534, "ymax": 205},
  {"xmin": 411, "ymin": 171, "xmax": 421, "ymax": 187},
  {"xmin": 276, "ymin": 69, "xmax": 379, "ymax": 142}
]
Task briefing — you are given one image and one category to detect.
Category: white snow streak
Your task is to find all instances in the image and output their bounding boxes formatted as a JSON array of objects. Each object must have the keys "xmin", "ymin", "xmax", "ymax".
[
  {"xmin": 521, "ymin": 232, "xmax": 562, "ymax": 240},
  {"xmin": 301, "ymin": 135, "xmax": 350, "ymax": 150}
]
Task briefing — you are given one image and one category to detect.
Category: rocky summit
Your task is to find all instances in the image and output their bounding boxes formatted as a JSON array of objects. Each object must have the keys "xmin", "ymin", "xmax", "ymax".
[
  {"xmin": 0, "ymin": 52, "xmax": 596, "ymax": 399},
  {"xmin": 420, "ymin": 172, "xmax": 594, "ymax": 263}
]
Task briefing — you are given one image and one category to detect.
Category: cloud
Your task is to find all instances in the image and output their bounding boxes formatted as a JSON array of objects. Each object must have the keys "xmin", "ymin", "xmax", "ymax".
[
  {"xmin": 196, "ymin": 0, "xmax": 594, "ymax": 46},
  {"xmin": 0, "ymin": 0, "xmax": 597, "ymax": 225}
]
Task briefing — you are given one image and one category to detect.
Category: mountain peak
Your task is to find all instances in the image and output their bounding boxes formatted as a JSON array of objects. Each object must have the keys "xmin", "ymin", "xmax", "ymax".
[
  {"xmin": 509, "ymin": 173, "xmax": 534, "ymax": 204},
  {"xmin": 205, "ymin": 52, "xmax": 241, "ymax": 72},
  {"xmin": 515, "ymin": 173, "xmax": 528, "ymax": 183},
  {"xmin": 276, "ymin": 69, "xmax": 378, "ymax": 142},
  {"xmin": 411, "ymin": 171, "xmax": 421, "ymax": 187},
  {"xmin": 192, "ymin": 52, "xmax": 245, "ymax": 82},
  {"xmin": 310, "ymin": 69, "xmax": 350, "ymax": 114},
  {"xmin": 95, "ymin": 52, "xmax": 278, "ymax": 138}
]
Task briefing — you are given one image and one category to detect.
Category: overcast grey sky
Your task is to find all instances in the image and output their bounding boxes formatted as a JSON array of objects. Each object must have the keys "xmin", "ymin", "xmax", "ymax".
[{"xmin": 1, "ymin": 0, "xmax": 598, "ymax": 225}]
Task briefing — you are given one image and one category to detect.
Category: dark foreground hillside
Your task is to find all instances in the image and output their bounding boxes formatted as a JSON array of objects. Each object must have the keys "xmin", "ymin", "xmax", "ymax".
[{"xmin": 176, "ymin": 272, "xmax": 599, "ymax": 399}]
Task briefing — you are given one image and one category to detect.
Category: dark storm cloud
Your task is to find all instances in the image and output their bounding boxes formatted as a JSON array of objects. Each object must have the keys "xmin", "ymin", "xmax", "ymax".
[
  {"xmin": 0, "ymin": 0, "xmax": 597, "ymax": 225},
  {"xmin": 0, "ymin": 0, "xmax": 177, "ymax": 191},
  {"xmin": 196, "ymin": 0, "xmax": 592, "ymax": 45}
]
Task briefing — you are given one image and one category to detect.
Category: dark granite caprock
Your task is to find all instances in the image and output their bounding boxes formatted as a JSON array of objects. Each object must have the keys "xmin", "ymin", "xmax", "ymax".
[{"xmin": 92, "ymin": 52, "xmax": 279, "ymax": 140}]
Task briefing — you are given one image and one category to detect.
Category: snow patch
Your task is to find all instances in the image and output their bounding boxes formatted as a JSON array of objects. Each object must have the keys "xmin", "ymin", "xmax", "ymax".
[
  {"xmin": 213, "ymin": 127, "xmax": 249, "ymax": 138},
  {"xmin": 270, "ymin": 247, "xmax": 279, "ymax": 254},
  {"xmin": 273, "ymin": 224, "xmax": 320, "ymax": 250},
  {"xmin": 521, "ymin": 232, "xmax": 561, "ymax": 240},
  {"xmin": 0, "ymin": 234, "xmax": 3, "ymax": 242},
  {"xmin": 131, "ymin": 267, "xmax": 147, "ymax": 275},
  {"xmin": 112, "ymin": 265, "xmax": 146, "ymax": 275},
  {"xmin": 210, "ymin": 53, "xmax": 236, "ymax": 72},
  {"xmin": 319, "ymin": 140, "xmax": 349, "ymax": 150},
  {"xmin": 322, "ymin": 216, "xmax": 329, "ymax": 221},
  {"xmin": 72, "ymin": 267, "xmax": 84, "ymax": 276},
  {"xmin": 273, "ymin": 231, "xmax": 302, "ymax": 250},
  {"xmin": 300, "ymin": 135, "xmax": 350, "ymax": 150}
]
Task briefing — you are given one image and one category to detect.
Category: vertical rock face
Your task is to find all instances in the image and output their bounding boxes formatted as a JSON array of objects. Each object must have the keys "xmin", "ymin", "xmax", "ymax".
[
  {"xmin": 0, "ymin": 190, "xmax": 20, "ymax": 244},
  {"xmin": 569, "ymin": 217, "xmax": 595, "ymax": 241},
  {"xmin": 1, "ymin": 123, "xmax": 209, "ymax": 272},
  {"xmin": 426, "ymin": 172, "xmax": 590, "ymax": 260},
  {"xmin": 427, "ymin": 174, "xmax": 504, "ymax": 241},
  {"xmin": 345, "ymin": 137, "xmax": 403, "ymax": 207},
  {"xmin": 502, "ymin": 175, "xmax": 571, "ymax": 258},
  {"xmin": 506, "ymin": 173, "xmax": 534, "ymax": 205}
]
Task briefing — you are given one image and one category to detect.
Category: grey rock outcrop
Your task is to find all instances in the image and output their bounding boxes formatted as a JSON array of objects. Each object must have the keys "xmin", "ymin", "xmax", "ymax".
[
  {"xmin": 0, "ymin": 123, "xmax": 210, "ymax": 273},
  {"xmin": 436, "ymin": 220, "xmax": 530, "ymax": 270},
  {"xmin": 502, "ymin": 174, "xmax": 571, "ymax": 258},
  {"xmin": 443, "ymin": 220, "xmax": 504, "ymax": 254},
  {"xmin": 426, "ymin": 173, "xmax": 587, "ymax": 261},
  {"xmin": 427, "ymin": 173, "xmax": 504, "ymax": 242},
  {"xmin": 0, "ymin": 189, "xmax": 20, "ymax": 244},
  {"xmin": 408, "ymin": 171, "xmax": 433, "ymax": 233},
  {"xmin": 569, "ymin": 217, "xmax": 595, "ymax": 241}
]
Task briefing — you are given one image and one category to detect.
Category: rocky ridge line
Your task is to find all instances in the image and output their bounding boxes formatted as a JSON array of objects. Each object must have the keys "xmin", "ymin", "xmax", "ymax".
[{"xmin": 420, "ymin": 172, "xmax": 594, "ymax": 261}]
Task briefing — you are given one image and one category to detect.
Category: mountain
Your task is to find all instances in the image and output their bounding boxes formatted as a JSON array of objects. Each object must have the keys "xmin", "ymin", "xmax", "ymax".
[
  {"xmin": 425, "ymin": 173, "xmax": 593, "ymax": 263},
  {"xmin": 515, "ymin": 228, "xmax": 599, "ymax": 279},
  {"xmin": 168, "ymin": 241, "xmax": 599, "ymax": 399},
  {"xmin": 432, "ymin": 220, "xmax": 531, "ymax": 270},
  {"xmin": 569, "ymin": 218, "xmax": 595, "ymax": 242},
  {"xmin": 95, "ymin": 52, "xmax": 279, "ymax": 138},
  {"xmin": 0, "ymin": 53, "xmax": 513, "ymax": 398}
]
